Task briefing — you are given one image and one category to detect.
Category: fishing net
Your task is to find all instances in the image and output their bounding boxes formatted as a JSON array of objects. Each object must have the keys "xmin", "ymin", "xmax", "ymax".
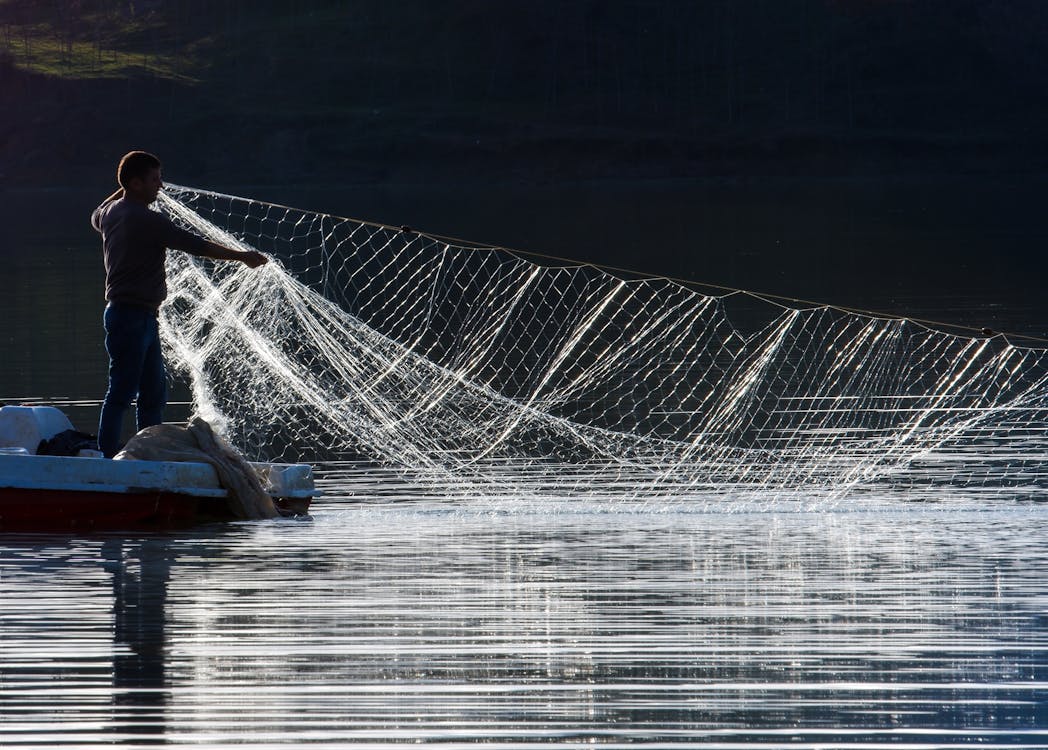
[{"xmin": 155, "ymin": 185, "xmax": 1048, "ymax": 501}]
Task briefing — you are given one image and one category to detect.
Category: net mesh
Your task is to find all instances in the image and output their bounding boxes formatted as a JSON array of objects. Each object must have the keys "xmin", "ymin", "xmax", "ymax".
[{"xmin": 155, "ymin": 184, "xmax": 1048, "ymax": 501}]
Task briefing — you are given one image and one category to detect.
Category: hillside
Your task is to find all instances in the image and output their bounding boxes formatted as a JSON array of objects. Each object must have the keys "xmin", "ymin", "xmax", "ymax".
[{"xmin": 2, "ymin": 0, "xmax": 1048, "ymax": 188}]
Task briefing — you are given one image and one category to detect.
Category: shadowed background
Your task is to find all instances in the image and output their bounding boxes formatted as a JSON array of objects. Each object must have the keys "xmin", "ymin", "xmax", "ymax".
[{"xmin": 1, "ymin": 0, "xmax": 1047, "ymax": 420}]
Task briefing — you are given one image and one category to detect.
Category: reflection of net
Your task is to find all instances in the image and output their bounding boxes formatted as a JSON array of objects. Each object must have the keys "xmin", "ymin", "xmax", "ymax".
[{"xmin": 157, "ymin": 185, "xmax": 1048, "ymax": 499}]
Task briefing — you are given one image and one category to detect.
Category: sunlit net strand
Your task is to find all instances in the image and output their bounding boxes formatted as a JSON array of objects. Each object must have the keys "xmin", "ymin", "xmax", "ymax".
[
  {"xmin": 161, "ymin": 192, "xmax": 678, "ymax": 492},
  {"xmin": 155, "ymin": 185, "xmax": 1048, "ymax": 500}
]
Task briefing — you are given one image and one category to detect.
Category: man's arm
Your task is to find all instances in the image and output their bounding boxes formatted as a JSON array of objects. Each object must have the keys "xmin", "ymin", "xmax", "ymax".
[
  {"xmin": 156, "ymin": 210, "xmax": 268, "ymax": 267},
  {"xmin": 197, "ymin": 240, "xmax": 269, "ymax": 268}
]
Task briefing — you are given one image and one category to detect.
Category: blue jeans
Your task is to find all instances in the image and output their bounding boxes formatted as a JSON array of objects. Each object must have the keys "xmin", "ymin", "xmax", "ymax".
[{"xmin": 97, "ymin": 303, "xmax": 167, "ymax": 457}]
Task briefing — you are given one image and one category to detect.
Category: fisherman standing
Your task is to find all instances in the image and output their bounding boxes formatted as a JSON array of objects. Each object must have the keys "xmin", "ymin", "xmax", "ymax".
[{"xmin": 91, "ymin": 150, "xmax": 268, "ymax": 457}]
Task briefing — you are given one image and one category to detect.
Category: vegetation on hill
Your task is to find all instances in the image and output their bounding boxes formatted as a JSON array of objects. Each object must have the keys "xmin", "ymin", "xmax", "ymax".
[{"xmin": 2, "ymin": 0, "xmax": 1047, "ymax": 186}]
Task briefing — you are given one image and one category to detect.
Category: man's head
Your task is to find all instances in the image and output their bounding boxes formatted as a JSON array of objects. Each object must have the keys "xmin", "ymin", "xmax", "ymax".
[{"xmin": 117, "ymin": 151, "xmax": 163, "ymax": 204}]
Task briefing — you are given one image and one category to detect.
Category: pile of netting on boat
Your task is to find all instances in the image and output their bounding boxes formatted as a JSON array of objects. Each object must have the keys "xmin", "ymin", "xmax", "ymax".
[{"xmin": 155, "ymin": 184, "xmax": 1048, "ymax": 501}]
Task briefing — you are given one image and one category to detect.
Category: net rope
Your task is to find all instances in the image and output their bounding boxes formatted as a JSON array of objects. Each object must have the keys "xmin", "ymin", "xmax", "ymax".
[{"xmin": 155, "ymin": 185, "xmax": 1048, "ymax": 501}]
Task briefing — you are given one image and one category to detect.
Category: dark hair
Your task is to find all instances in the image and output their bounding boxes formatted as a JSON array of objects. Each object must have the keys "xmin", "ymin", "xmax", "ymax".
[{"xmin": 117, "ymin": 151, "xmax": 161, "ymax": 189}]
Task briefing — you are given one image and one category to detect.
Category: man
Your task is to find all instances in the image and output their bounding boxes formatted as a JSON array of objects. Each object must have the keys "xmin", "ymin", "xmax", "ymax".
[{"xmin": 91, "ymin": 151, "xmax": 268, "ymax": 457}]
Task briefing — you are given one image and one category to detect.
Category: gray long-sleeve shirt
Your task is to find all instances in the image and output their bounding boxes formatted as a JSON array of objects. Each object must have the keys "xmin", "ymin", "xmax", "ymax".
[{"xmin": 91, "ymin": 197, "xmax": 210, "ymax": 310}]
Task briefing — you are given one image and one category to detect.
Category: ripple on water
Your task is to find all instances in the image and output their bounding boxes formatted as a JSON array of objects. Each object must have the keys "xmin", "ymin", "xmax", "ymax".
[{"xmin": 2, "ymin": 489, "xmax": 1048, "ymax": 748}]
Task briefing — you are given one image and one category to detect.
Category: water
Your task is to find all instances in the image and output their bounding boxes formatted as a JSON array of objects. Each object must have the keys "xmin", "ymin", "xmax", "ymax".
[
  {"xmin": 3, "ymin": 177, "xmax": 1046, "ymax": 435},
  {"xmin": 2, "ymin": 495, "xmax": 1048, "ymax": 748},
  {"xmin": 2, "ymin": 178, "xmax": 1047, "ymax": 746}
]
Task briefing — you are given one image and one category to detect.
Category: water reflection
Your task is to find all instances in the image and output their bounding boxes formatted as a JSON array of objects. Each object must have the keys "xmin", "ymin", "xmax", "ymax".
[
  {"xmin": 0, "ymin": 536, "xmax": 172, "ymax": 745},
  {"xmin": 2, "ymin": 499, "xmax": 1047, "ymax": 747},
  {"xmin": 104, "ymin": 539, "xmax": 171, "ymax": 743}
]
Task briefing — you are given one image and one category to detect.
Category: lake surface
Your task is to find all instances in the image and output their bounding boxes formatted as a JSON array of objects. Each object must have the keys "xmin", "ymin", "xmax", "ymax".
[
  {"xmin": 2, "ymin": 494, "xmax": 1048, "ymax": 748},
  {"xmin": 2, "ymin": 178, "xmax": 1047, "ymax": 746}
]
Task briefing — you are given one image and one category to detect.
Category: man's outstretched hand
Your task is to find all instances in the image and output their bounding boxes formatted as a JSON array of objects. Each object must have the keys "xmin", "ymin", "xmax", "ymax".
[{"xmin": 240, "ymin": 250, "xmax": 269, "ymax": 268}]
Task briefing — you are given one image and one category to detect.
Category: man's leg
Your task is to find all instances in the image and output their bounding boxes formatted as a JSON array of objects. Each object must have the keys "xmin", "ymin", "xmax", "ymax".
[
  {"xmin": 98, "ymin": 305, "xmax": 151, "ymax": 458},
  {"xmin": 136, "ymin": 316, "xmax": 167, "ymax": 431}
]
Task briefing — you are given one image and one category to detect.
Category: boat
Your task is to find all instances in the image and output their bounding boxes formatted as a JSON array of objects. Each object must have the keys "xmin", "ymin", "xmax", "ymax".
[{"xmin": 0, "ymin": 405, "xmax": 317, "ymax": 531}]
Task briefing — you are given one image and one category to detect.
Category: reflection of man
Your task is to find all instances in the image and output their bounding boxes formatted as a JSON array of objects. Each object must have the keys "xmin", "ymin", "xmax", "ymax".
[
  {"xmin": 91, "ymin": 151, "xmax": 268, "ymax": 457},
  {"xmin": 104, "ymin": 538, "xmax": 171, "ymax": 735}
]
